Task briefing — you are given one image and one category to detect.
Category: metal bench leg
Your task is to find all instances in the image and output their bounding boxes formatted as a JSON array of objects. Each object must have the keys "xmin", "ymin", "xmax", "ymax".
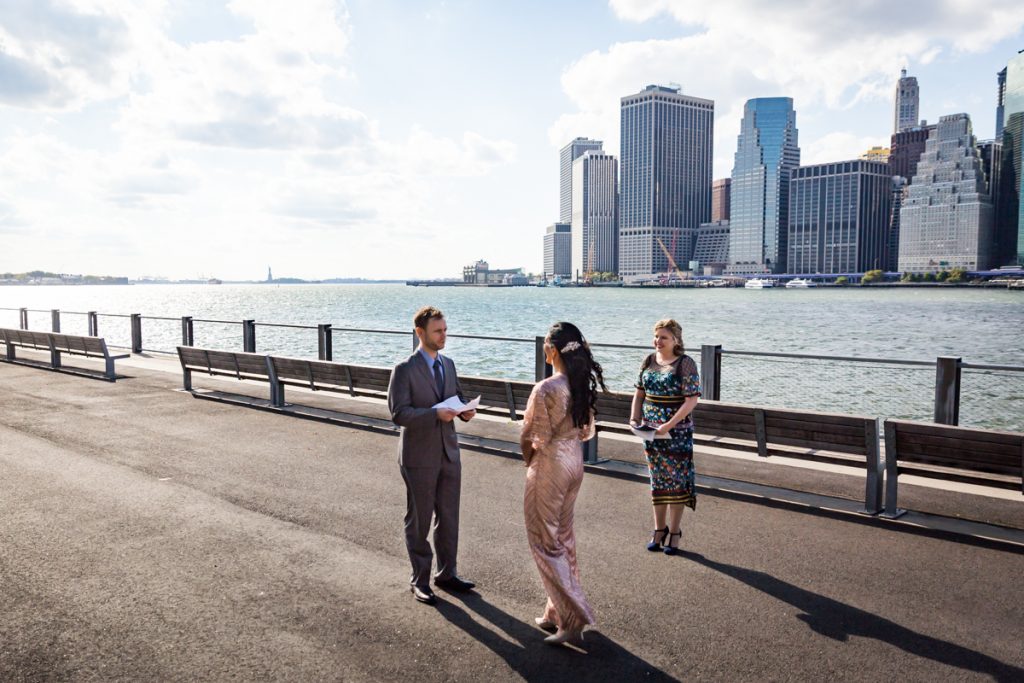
[
  {"xmin": 583, "ymin": 434, "xmax": 600, "ymax": 464},
  {"xmin": 50, "ymin": 349, "xmax": 62, "ymax": 369},
  {"xmin": 105, "ymin": 357, "xmax": 117, "ymax": 381},
  {"xmin": 272, "ymin": 381, "xmax": 285, "ymax": 408},
  {"xmin": 880, "ymin": 421, "xmax": 905, "ymax": 519},
  {"xmin": 183, "ymin": 368, "xmax": 192, "ymax": 391},
  {"xmin": 861, "ymin": 419, "xmax": 882, "ymax": 515},
  {"xmin": 5, "ymin": 342, "xmax": 13, "ymax": 361}
]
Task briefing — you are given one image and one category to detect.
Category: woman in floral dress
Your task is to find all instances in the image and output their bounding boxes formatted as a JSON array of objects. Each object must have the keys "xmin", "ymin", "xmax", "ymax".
[{"xmin": 630, "ymin": 319, "xmax": 701, "ymax": 555}]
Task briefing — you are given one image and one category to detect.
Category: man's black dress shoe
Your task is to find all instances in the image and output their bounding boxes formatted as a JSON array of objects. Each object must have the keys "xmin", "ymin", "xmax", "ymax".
[
  {"xmin": 434, "ymin": 576, "xmax": 476, "ymax": 592},
  {"xmin": 411, "ymin": 585, "xmax": 437, "ymax": 605}
]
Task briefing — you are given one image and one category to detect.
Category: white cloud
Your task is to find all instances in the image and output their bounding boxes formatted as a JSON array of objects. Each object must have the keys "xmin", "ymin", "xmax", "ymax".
[{"xmin": 552, "ymin": 0, "xmax": 1024, "ymax": 176}]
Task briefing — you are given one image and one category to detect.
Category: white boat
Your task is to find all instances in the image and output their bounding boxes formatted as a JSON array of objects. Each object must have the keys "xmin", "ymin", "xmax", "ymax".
[
  {"xmin": 785, "ymin": 278, "xmax": 816, "ymax": 289},
  {"xmin": 744, "ymin": 278, "xmax": 774, "ymax": 289}
]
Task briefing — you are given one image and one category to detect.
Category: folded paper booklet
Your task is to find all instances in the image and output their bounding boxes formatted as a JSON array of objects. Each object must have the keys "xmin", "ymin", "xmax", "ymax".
[
  {"xmin": 629, "ymin": 424, "xmax": 671, "ymax": 440},
  {"xmin": 432, "ymin": 395, "xmax": 481, "ymax": 414}
]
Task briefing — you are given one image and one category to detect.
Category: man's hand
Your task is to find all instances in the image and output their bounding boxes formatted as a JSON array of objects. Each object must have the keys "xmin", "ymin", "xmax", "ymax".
[
  {"xmin": 437, "ymin": 407, "xmax": 458, "ymax": 423},
  {"xmin": 458, "ymin": 409, "xmax": 476, "ymax": 422}
]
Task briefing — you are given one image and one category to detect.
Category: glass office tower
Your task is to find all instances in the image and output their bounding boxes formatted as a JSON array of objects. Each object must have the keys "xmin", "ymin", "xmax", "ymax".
[
  {"xmin": 727, "ymin": 97, "xmax": 800, "ymax": 274},
  {"xmin": 559, "ymin": 138, "xmax": 603, "ymax": 224},
  {"xmin": 1000, "ymin": 51, "xmax": 1024, "ymax": 265}
]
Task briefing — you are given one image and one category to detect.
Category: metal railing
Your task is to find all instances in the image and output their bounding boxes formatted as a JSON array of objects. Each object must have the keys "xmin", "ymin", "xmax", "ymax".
[{"xmin": 2, "ymin": 305, "xmax": 1021, "ymax": 432}]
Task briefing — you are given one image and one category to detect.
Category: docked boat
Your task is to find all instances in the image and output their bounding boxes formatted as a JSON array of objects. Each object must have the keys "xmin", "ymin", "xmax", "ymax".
[
  {"xmin": 785, "ymin": 278, "xmax": 816, "ymax": 288},
  {"xmin": 744, "ymin": 278, "xmax": 774, "ymax": 289}
]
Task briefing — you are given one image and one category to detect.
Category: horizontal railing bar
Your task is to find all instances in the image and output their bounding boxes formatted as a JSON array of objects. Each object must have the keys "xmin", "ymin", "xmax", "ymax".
[
  {"xmin": 192, "ymin": 318, "xmax": 242, "ymax": 325},
  {"xmin": 447, "ymin": 333, "xmax": 532, "ymax": 343},
  {"xmin": 962, "ymin": 363, "xmax": 1024, "ymax": 372},
  {"xmin": 330, "ymin": 327, "xmax": 409, "ymax": 336},
  {"xmin": 97, "ymin": 313, "xmax": 132, "ymax": 319},
  {"xmin": 254, "ymin": 322, "xmax": 317, "ymax": 330},
  {"xmin": 722, "ymin": 349, "xmax": 937, "ymax": 367},
  {"xmin": 139, "ymin": 316, "xmax": 180, "ymax": 322}
]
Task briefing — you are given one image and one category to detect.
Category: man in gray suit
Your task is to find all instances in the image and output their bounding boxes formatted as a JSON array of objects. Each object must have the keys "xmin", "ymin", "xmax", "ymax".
[{"xmin": 387, "ymin": 306, "xmax": 477, "ymax": 605}]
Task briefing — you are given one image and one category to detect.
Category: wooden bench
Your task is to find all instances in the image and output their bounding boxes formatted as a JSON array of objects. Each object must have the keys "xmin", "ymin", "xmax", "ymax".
[
  {"xmin": 177, "ymin": 346, "xmax": 275, "ymax": 399},
  {"xmin": 882, "ymin": 419, "xmax": 1024, "ymax": 518},
  {"xmin": 1, "ymin": 327, "xmax": 129, "ymax": 380},
  {"xmin": 266, "ymin": 355, "xmax": 391, "ymax": 406},
  {"xmin": 593, "ymin": 390, "xmax": 883, "ymax": 514}
]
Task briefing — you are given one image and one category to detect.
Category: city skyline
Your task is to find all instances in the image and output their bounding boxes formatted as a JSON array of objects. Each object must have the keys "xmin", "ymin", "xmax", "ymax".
[{"xmin": 1, "ymin": 2, "xmax": 1023, "ymax": 279}]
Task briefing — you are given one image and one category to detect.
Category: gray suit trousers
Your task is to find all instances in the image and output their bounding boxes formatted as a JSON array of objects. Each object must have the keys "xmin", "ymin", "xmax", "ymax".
[{"xmin": 401, "ymin": 458, "xmax": 461, "ymax": 587}]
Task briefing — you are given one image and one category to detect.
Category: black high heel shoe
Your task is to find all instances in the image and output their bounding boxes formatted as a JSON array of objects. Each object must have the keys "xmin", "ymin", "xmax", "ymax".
[
  {"xmin": 663, "ymin": 530, "xmax": 682, "ymax": 555},
  {"xmin": 647, "ymin": 526, "xmax": 669, "ymax": 551}
]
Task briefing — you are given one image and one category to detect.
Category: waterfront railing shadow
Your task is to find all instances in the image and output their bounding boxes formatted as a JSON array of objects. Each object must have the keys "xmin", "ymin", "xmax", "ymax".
[{"xmin": 1, "ymin": 305, "xmax": 1022, "ymax": 432}]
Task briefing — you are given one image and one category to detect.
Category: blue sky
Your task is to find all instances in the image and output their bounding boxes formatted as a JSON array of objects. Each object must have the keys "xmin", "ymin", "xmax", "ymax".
[{"xmin": 0, "ymin": 0, "xmax": 1022, "ymax": 280}]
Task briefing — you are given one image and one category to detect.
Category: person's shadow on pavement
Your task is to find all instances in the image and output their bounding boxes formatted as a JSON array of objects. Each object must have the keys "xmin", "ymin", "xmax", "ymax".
[
  {"xmin": 434, "ymin": 591, "xmax": 681, "ymax": 682},
  {"xmin": 682, "ymin": 551, "xmax": 1024, "ymax": 683}
]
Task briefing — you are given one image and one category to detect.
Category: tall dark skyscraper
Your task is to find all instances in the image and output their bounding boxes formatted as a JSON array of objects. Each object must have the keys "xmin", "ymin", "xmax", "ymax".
[
  {"xmin": 889, "ymin": 125, "xmax": 933, "ymax": 182},
  {"xmin": 788, "ymin": 160, "xmax": 892, "ymax": 274},
  {"xmin": 711, "ymin": 178, "xmax": 731, "ymax": 222},
  {"xmin": 559, "ymin": 137, "xmax": 603, "ymax": 224},
  {"xmin": 996, "ymin": 67, "xmax": 1007, "ymax": 140},
  {"xmin": 618, "ymin": 84, "xmax": 714, "ymax": 278},
  {"xmin": 999, "ymin": 51, "xmax": 1024, "ymax": 266},
  {"xmin": 727, "ymin": 97, "xmax": 800, "ymax": 274}
]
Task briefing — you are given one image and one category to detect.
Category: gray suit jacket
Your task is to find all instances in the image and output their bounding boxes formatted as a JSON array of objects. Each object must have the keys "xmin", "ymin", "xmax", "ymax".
[{"xmin": 387, "ymin": 352, "xmax": 465, "ymax": 468}]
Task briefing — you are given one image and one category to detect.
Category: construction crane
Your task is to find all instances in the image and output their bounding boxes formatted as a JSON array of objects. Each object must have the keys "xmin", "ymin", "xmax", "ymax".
[{"xmin": 655, "ymin": 235, "xmax": 686, "ymax": 285}]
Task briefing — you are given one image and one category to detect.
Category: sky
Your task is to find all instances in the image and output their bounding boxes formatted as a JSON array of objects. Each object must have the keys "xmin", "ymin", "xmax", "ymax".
[{"xmin": 0, "ymin": 0, "xmax": 1022, "ymax": 281}]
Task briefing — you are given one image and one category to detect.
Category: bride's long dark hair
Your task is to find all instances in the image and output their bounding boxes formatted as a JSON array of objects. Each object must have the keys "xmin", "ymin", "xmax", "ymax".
[{"xmin": 547, "ymin": 322, "xmax": 608, "ymax": 429}]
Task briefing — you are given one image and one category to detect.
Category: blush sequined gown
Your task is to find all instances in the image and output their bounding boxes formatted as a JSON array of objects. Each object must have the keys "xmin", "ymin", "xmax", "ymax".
[{"xmin": 520, "ymin": 374, "xmax": 596, "ymax": 632}]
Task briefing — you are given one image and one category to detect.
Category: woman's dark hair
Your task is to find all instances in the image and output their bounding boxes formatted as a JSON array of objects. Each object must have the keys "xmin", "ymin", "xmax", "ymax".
[{"xmin": 547, "ymin": 322, "xmax": 608, "ymax": 429}]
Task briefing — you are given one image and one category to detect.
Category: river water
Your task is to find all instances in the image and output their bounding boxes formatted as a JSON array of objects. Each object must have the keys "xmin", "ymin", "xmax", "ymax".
[{"xmin": 1, "ymin": 284, "xmax": 1021, "ymax": 430}]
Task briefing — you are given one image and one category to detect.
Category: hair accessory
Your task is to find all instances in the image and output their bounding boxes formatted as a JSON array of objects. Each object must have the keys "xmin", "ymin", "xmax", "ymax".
[{"xmin": 560, "ymin": 341, "xmax": 581, "ymax": 353}]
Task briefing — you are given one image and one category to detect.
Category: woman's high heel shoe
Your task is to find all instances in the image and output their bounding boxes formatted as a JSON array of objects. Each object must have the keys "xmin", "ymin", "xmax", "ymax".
[
  {"xmin": 534, "ymin": 617, "xmax": 557, "ymax": 632},
  {"xmin": 663, "ymin": 530, "xmax": 682, "ymax": 555},
  {"xmin": 544, "ymin": 628, "xmax": 585, "ymax": 648},
  {"xmin": 647, "ymin": 526, "xmax": 669, "ymax": 551}
]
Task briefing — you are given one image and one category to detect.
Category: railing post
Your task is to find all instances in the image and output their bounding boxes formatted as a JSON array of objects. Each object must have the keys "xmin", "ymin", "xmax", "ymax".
[
  {"xmin": 181, "ymin": 316, "xmax": 194, "ymax": 347},
  {"xmin": 933, "ymin": 356, "xmax": 962, "ymax": 425},
  {"xmin": 51, "ymin": 309, "xmax": 60, "ymax": 333},
  {"xmin": 19, "ymin": 308, "xmax": 28, "ymax": 329},
  {"xmin": 130, "ymin": 314, "xmax": 142, "ymax": 353},
  {"xmin": 87, "ymin": 311, "xmax": 98, "ymax": 336},
  {"xmin": 700, "ymin": 344, "xmax": 722, "ymax": 400},
  {"xmin": 412, "ymin": 332, "xmax": 419, "ymax": 351},
  {"xmin": 318, "ymin": 324, "xmax": 333, "ymax": 361},
  {"xmin": 535, "ymin": 336, "xmax": 552, "ymax": 381},
  {"xmin": 242, "ymin": 320, "xmax": 256, "ymax": 353}
]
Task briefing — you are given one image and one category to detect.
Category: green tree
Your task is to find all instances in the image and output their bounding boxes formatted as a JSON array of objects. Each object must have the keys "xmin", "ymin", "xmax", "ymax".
[
  {"xmin": 936, "ymin": 270, "xmax": 949, "ymax": 282},
  {"xmin": 900, "ymin": 271, "xmax": 913, "ymax": 282},
  {"xmin": 947, "ymin": 267, "xmax": 967, "ymax": 283},
  {"xmin": 861, "ymin": 269, "xmax": 884, "ymax": 284},
  {"xmin": 835, "ymin": 276, "xmax": 849, "ymax": 286},
  {"xmin": 922, "ymin": 272, "xmax": 936, "ymax": 282}
]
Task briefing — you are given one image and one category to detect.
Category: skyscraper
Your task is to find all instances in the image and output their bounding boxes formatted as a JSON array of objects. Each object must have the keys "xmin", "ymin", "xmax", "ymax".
[
  {"xmin": 889, "ymin": 124, "xmax": 934, "ymax": 181},
  {"xmin": 571, "ymin": 151, "xmax": 619, "ymax": 279},
  {"xmin": 618, "ymin": 85, "xmax": 714, "ymax": 278},
  {"xmin": 999, "ymin": 51, "xmax": 1024, "ymax": 266},
  {"xmin": 899, "ymin": 114, "xmax": 995, "ymax": 273},
  {"xmin": 788, "ymin": 160, "xmax": 892, "ymax": 274},
  {"xmin": 711, "ymin": 178, "xmax": 731, "ymax": 222},
  {"xmin": 726, "ymin": 97, "xmax": 800, "ymax": 274},
  {"xmin": 996, "ymin": 67, "xmax": 1007, "ymax": 140},
  {"xmin": 543, "ymin": 223, "xmax": 571, "ymax": 278},
  {"xmin": 559, "ymin": 137, "xmax": 603, "ymax": 224},
  {"xmin": 894, "ymin": 68, "xmax": 920, "ymax": 134}
]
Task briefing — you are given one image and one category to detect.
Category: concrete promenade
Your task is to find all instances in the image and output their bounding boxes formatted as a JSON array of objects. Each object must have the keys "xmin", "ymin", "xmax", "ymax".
[{"xmin": 1, "ymin": 358, "xmax": 1023, "ymax": 681}]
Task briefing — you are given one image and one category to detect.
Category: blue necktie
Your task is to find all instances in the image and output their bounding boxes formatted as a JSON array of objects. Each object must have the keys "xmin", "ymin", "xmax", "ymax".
[{"xmin": 433, "ymin": 358, "xmax": 444, "ymax": 396}]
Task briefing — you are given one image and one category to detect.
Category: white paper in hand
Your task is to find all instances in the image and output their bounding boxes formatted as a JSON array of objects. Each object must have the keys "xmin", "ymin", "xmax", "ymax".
[
  {"xmin": 432, "ymin": 395, "xmax": 481, "ymax": 414},
  {"xmin": 629, "ymin": 423, "xmax": 672, "ymax": 441}
]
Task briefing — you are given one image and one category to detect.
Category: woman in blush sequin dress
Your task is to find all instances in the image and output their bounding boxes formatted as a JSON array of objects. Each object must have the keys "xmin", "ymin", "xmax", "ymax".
[{"xmin": 520, "ymin": 322, "xmax": 607, "ymax": 649}]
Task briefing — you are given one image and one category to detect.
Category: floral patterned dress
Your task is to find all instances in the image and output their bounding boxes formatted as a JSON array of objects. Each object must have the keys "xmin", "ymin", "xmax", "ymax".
[{"xmin": 636, "ymin": 355, "xmax": 701, "ymax": 509}]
